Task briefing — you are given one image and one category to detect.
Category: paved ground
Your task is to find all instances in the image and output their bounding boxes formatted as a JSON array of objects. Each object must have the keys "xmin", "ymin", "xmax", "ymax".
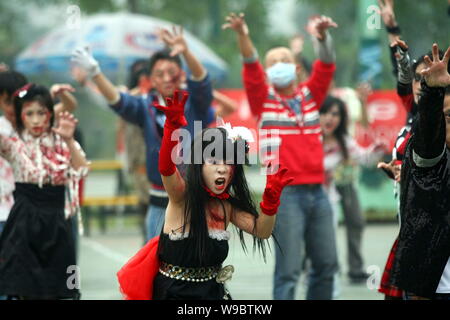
[{"xmin": 78, "ymin": 221, "xmax": 398, "ymax": 300}]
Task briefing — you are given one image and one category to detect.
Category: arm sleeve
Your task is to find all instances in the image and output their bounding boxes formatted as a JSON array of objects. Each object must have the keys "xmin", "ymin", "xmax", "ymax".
[
  {"xmin": 311, "ymin": 32, "xmax": 336, "ymax": 64},
  {"xmin": 303, "ymin": 60, "xmax": 336, "ymax": 108},
  {"xmin": 412, "ymin": 80, "xmax": 447, "ymax": 167},
  {"xmin": 242, "ymin": 60, "xmax": 269, "ymax": 117},
  {"xmin": 186, "ymin": 73, "xmax": 213, "ymax": 114},
  {"xmin": 109, "ymin": 92, "xmax": 147, "ymax": 127},
  {"xmin": 389, "ymin": 45, "xmax": 399, "ymax": 77}
]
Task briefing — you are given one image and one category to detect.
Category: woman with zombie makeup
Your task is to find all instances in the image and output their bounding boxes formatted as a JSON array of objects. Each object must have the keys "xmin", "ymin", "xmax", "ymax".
[
  {"xmin": 0, "ymin": 83, "xmax": 88, "ymax": 299},
  {"xmin": 319, "ymin": 96, "xmax": 384, "ymax": 287},
  {"xmin": 117, "ymin": 90, "xmax": 292, "ymax": 300}
]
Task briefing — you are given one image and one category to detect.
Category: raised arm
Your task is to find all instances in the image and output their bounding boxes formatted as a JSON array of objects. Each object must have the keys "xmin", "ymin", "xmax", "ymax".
[
  {"xmin": 304, "ymin": 15, "xmax": 338, "ymax": 107},
  {"xmin": 231, "ymin": 166, "xmax": 293, "ymax": 239},
  {"xmin": 159, "ymin": 26, "xmax": 206, "ymax": 81},
  {"xmin": 153, "ymin": 90, "xmax": 188, "ymax": 205},
  {"xmin": 71, "ymin": 47, "xmax": 147, "ymax": 127},
  {"xmin": 355, "ymin": 82, "xmax": 373, "ymax": 128},
  {"xmin": 223, "ymin": 12, "xmax": 268, "ymax": 116},
  {"xmin": 413, "ymin": 44, "xmax": 450, "ymax": 165},
  {"xmin": 52, "ymin": 111, "xmax": 88, "ymax": 170},
  {"xmin": 71, "ymin": 46, "xmax": 120, "ymax": 105},
  {"xmin": 378, "ymin": 0, "xmax": 401, "ymax": 45},
  {"xmin": 159, "ymin": 26, "xmax": 213, "ymax": 113},
  {"xmin": 51, "ymin": 84, "xmax": 78, "ymax": 116}
]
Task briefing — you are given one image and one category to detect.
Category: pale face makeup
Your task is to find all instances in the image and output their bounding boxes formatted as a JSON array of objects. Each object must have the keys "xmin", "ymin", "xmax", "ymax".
[
  {"xmin": 320, "ymin": 104, "xmax": 341, "ymax": 137},
  {"xmin": 150, "ymin": 60, "xmax": 185, "ymax": 98},
  {"xmin": 21, "ymin": 101, "xmax": 51, "ymax": 137},
  {"xmin": 202, "ymin": 158, "xmax": 234, "ymax": 195}
]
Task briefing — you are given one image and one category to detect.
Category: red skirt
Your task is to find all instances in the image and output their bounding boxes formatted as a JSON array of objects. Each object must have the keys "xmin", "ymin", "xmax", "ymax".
[
  {"xmin": 117, "ymin": 236, "xmax": 160, "ymax": 300},
  {"xmin": 378, "ymin": 237, "xmax": 403, "ymax": 298}
]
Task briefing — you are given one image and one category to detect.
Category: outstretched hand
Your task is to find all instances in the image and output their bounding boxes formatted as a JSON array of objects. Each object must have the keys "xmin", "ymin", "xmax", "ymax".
[
  {"xmin": 264, "ymin": 165, "xmax": 294, "ymax": 201},
  {"xmin": 377, "ymin": 0, "xmax": 397, "ymax": 27},
  {"xmin": 306, "ymin": 15, "xmax": 338, "ymax": 41},
  {"xmin": 158, "ymin": 26, "xmax": 188, "ymax": 57},
  {"xmin": 356, "ymin": 82, "xmax": 373, "ymax": 103},
  {"xmin": 377, "ymin": 159, "xmax": 401, "ymax": 182},
  {"xmin": 50, "ymin": 84, "xmax": 76, "ymax": 99},
  {"xmin": 420, "ymin": 44, "xmax": 450, "ymax": 88},
  {"xmin": 260, "ymin": 165, "xmax": 293, "ymax": 216},
  {"xmin": 71, "ymin": 46, "xmax": 101, "ymax": 78},
  {"xmin": 222, "ymin": 12, "xmax": 249, "ymax": 36},
  {"xmin": 153, "ymin": 90, "xmax": 189, "ymax": 128},
  {"xmin": 52, "ymin": 111, "xmax": 77, "ymax": 141}
]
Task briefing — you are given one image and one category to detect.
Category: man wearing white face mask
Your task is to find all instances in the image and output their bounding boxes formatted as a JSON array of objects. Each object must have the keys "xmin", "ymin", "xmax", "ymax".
[{"xmin": 224, "ymin": 13, "xmax": 338, "ymax": 300}]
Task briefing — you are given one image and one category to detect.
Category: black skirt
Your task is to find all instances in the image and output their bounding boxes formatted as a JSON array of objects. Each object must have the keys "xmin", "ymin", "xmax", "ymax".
[{"xmin": 0, "ymin": 183, "xmax": 79, "ymax": 299}]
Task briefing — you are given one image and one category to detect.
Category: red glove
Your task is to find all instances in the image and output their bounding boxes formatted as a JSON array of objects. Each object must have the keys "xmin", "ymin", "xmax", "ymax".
[
  {"xmin": 260, "ymin": 166, "xmax": 293, "ymax": 216},
  {"xmin": 153, "ymin": 90, "xmax": 189, "ymax": 176}
]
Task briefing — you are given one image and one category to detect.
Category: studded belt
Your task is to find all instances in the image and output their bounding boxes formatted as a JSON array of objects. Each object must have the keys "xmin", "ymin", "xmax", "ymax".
[{"xmin": 159, "ymin": 261, "xmax": 234, "ymax": 283}]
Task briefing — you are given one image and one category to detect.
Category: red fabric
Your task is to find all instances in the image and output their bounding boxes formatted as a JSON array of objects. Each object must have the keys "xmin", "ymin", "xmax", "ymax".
[
  {"xmin": 396, "ymin": 131, "xmax": 411, "ymax": 160},
  {"xmin": 378, "ymin": 237, "xmax": 404, "ymax": 298},
  {"xmin": 260, "ymin": 167, "xmax": 293, "ymax": 216},
  {"xmin": 399, "ymin": 92, "xmax": 414, "ymax": 114},
  {"xmin": 153, "ymin": 90, "xmax": 189, "ymax": 177},
  {"xmin": 202, "ymin": 186, "xmax": 230, "ymax": 200},
  {"xmin": 158, "ymin": 125, "xmax": 179, "ymax": 176},
  {"xmin": 78, "ymin": 178, "xmax": 84, "ymax": 206},
  {"xmin": 117, "ymin": 236, "xmax": 160, "ymax": 300},
  {"xmin": 242, "ymin": 60, "xmax": 335, "ymax": 185}
]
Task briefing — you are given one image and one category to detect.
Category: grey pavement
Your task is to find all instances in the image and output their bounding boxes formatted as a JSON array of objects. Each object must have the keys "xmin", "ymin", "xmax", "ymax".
[{"xmin": 78, "ymin": 222, "xmax": 398, "ymax": 300}]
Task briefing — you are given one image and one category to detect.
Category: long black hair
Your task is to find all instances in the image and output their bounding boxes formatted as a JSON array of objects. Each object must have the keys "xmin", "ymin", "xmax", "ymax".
[
  {"xmin": 182, "ymin": 127, "xmax": 268, "ymax": 264},
  {"xmin": 320, "ymin": 95, "xmax": 349, "ymax": 160},
  {"xmin": 13, "ymin": 83, "xmax": 54, "ymax": 134}
]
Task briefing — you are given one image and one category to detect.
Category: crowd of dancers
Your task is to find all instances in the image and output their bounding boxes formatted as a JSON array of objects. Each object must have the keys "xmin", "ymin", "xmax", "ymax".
[{"xmin": 0, "ymin": 0, "xmax": 450, "ymax": 300}]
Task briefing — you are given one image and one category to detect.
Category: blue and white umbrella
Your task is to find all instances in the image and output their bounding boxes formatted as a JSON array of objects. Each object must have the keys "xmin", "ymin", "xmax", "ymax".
[{"xmin": 15, "ymin": 12, "xmax": 228, "ymax": 84}]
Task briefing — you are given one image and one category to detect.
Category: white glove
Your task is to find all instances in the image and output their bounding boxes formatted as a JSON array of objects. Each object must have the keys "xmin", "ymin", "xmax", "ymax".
[{"xmin": 71, "ymin": 46, "xmax": 101, "ymax": 78}]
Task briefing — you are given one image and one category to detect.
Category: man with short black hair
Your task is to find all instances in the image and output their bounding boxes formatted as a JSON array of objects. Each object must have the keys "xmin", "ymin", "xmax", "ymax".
[{"xmin": 71, "ymin": 27, "xmax": 215, "ymax": 240}]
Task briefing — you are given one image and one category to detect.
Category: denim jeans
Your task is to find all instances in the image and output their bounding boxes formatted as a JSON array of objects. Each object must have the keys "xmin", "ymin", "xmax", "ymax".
[
  {"xmin": 145, "ymin": 204, "xmax": 166, "ymax": 241},
  {"xmin": 273, "ymin": 184, "xmax": 338, "ymax": 300}
]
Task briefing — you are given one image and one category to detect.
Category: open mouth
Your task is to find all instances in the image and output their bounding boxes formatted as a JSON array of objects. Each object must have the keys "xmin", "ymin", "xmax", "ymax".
[{"xmin": 215, "ymin": 177, "xmax": 226, "ymax": 190}]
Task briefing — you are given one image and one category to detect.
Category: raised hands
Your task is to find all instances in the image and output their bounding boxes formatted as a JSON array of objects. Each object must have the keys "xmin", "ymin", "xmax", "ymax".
[
  {"xmin": 377, "ymin": 159, "xmax": 401, "ymax": 182},
  {"xmin": 158, "ymin": 26, "xmax": 188, "ymax": 57},
  {"xmin": 290, "ymin": 34, "xmax": 305, "ymax": 56},
  {"xmin": 52, "ymin": 111, "xmax": 77, "ymax": 141},
  {"xmin": 356, "ymin": 82, "xmax": 373, "ymax": 103},
  {"xmin": 378, "ymin": 0, "xmax": 397, "ymax": 28},
  {"xmin": 222, "ymin": 12, "xmax": 249, "ymax": 36},
  {"xmin": 153, "ymin": 90, "xmax": 189, "ymax": 128},
  {"xmin": 306, "ymin": 15, "xmax": 338, "ymax": 41},
  {"xmin": 50, "ymin": 84, "xmax": 76, "ymax": 99},
  {"xmin": 420, "ymin": 44, "xmax": 450, "ymax": 88},
  {"xmin": 260, "ymin": 165, "xmax": 294, "ymax": 216},
  {"xmin": 71, "ymin": 46, "xmax": 101, "ymax": 78}
]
